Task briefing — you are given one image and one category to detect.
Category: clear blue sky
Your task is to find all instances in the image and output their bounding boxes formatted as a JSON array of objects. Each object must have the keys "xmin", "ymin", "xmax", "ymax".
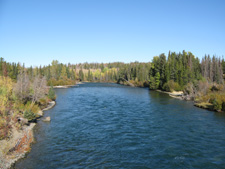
[{"xmin": 0, "ymin": 0, "xmax": 225, "ymax": 67}]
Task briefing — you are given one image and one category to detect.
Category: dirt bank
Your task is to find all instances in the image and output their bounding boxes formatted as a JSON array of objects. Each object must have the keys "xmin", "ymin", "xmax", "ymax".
[
  {"xmin": 0, "ymin": 101, "xmax": 56, "ymax": 169},
  {"xmin": 0, "ymin": 123, "xmax": 36, "ymax": 169}
]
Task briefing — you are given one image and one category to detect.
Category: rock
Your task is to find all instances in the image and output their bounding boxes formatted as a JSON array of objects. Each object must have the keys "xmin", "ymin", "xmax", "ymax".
[
  {"xmin": 18, "ymin": 117, "xmax": 29, "ymax": 125},
  {"xmin": 37, "ymin": 110, "xmax": 44, "ymax": 117},
  {"xmin": 43, "ymin": 116, "xmax": 51, "ymax": 122}
]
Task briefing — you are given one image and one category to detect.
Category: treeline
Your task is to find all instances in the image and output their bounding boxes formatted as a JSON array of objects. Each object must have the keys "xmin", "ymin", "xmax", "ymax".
[
  {"xmin": 72, "ymin": 51, "xmax": 225, "ymax": 90},
  {"xmin": 117, "ymin": 51, "xmax": 224, "ymax": 90},
  {"xmin": 0, "ymin": 59, "xmax": 76, "ymax": 86},
  {"xmin": 1, "ymin": 50, "xmax": 224, "ymax": 89},
  {"xmin": 75, "ymin": 62, "xmax": 152, "ymax": 84}
]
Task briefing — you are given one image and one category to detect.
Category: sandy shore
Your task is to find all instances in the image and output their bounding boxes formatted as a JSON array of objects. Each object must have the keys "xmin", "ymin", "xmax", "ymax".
[
  {"xmin": 0, "ymin": 101, "xmax": 56, "ymax": 169},
  {"xmin": 53, "ymin": 85, "xmax": 78, "ymax": 88},
  {"xmin": 76, "ymin": 82, "xmax": 84, "ymax": 84},
  {"xmin": 156, "ymin": 90, "xmax": 184, "ymax": 99},
  {"xmin": 42, "ymin": 101, "xmax": 56, "ymax": 111}
]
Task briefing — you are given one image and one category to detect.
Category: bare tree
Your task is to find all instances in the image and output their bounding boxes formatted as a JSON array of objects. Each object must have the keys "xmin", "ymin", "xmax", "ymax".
[
  {"xmin": 31, "ymin": 76, "xmax": 47, "ymax": 104},
  {"xmin": 201, "ymin": 55, "xmax": 224, "ymax": 84},
  {"xmin": 14, "ymin": 71, "xmax": 30, "ymax": 101}
]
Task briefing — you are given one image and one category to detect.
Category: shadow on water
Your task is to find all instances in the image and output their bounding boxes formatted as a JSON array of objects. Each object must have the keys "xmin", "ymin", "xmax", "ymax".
[{"xmin": 15, "ymin": 83, "xmax": 225, "ymax": 169}]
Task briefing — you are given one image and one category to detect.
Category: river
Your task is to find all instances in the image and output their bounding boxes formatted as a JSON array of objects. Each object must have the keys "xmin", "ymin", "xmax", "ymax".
[{"xmin": 14, "ymin": 83, "xmax": 225, "ymax": 169}]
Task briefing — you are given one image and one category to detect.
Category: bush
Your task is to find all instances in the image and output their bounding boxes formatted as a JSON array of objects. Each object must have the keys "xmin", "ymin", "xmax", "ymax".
[
  {"xmin": 0, "ymin": 117, "xmax": 11, "ymax": 140},
  {"xmin": 39, "ymin": 98, "xmax": 48, "ymax": 106},
  {"xmin": 213, "ymin": 99, "xmax": 222, "ymax": 111},
  {"xmin": 24, "ymin": 110, "xmax": 36, "ymax": 121},
  {"xmin": 210, "ymin": 84, "xmax": 225, "ymax": 92},
  {"xmin": 163, "ymin": 80, "xmax": 181, "ymax": 92},
  {"xmin": 30, "ymin": 104, "xmax": 40, "ymax": 114},
  {"xmin": 22, "ymin": 102, "xmax": 39, "ymax": 121}
]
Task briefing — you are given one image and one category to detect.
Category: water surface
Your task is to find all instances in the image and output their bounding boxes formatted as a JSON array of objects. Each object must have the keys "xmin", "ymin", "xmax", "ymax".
[{"xmin": 15, "ymin": 83, "xmax": 225, "ymax": 168}]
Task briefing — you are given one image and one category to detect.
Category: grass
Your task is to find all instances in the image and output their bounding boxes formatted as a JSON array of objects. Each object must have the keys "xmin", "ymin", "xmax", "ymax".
[{"xmin": 194, "ymin": 102, "xmax": 214, "ymax": 110}]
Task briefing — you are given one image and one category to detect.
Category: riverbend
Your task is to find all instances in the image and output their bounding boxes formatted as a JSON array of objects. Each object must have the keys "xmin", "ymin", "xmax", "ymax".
[{"xmin": 15, "ymin": 83, "xmax": 225, "ymax": 169}]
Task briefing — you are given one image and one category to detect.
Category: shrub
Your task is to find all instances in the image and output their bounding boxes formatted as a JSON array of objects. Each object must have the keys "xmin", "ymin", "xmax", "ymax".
[
  {"xmin": 38, "ymin": 96, "xmax": 52, "ymax": 109},
  {"xmin": 0, "ymin": 116, "xmax": 11, "ymax": 140},
  {"xmin": 213, "ymin": 99, "xmax": 222, "ymax": 111},
  {"xmin": 30, "ymin": 104, "xmax": 40, "ymax": 114},
  {"xmin": 210, "ymin": 84, "xmax": 225, "ymax": 92},
  {"xmin": 22, "ymin": 102, "xmax": 39, "ymax": 121},
  {"xmin": 39, "ymin": 98, "xmax": 48, "ymax": 106},
  {"xmin": 163, "ymin": 80, "xmax": 181, "ymax": 92},
  {"xmin": 24, "ymin": 110, "xmax": 36, "ymax": 121}
]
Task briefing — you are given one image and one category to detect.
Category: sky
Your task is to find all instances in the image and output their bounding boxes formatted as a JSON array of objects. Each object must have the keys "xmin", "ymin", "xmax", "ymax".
[{"xmin": 0, "ymin": 0, "xmax": 225, "ymax": 67}]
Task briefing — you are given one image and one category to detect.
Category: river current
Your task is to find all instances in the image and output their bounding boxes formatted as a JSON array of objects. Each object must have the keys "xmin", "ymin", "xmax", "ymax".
[{"xmin": 15, "ymin": 83, "xmax": 225, "ymax": 169}]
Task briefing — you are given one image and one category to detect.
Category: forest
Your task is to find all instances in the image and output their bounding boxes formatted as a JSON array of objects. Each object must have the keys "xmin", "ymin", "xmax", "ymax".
[{"xmin": 1, "ymin": 50, "xmax": 225, "ymax": 140}]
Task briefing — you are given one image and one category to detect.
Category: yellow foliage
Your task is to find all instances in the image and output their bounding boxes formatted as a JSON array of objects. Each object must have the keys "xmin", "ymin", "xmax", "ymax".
[
  {"xmin": 47, "ymin": 78, "xmax": 75, "ymax": 86},
  {"xmin": 0, "ymin": 76, "xmax": 13, "ymax": 113}
]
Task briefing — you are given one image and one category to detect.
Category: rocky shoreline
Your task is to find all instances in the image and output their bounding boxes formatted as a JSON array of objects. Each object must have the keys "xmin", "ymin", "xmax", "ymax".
[
  {"xmin": 156, "ymin": 89, "xmax": 225, "ymax": 113},
  {"xmin": 156, "ymin": 90, "xmax": 185, "ymax": 99},
  {"xmin": 0, "ymin": 123, "xmax": 36, "ymax": 169},
  {"xmin": 0, "ymin": 101, "xmax": 56, "ymax": 169}
]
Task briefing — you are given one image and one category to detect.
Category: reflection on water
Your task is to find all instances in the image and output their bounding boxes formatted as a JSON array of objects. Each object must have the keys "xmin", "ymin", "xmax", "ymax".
[{"xmin": 15, "ymin": 83, "xmax": 225, "ymax": 169}]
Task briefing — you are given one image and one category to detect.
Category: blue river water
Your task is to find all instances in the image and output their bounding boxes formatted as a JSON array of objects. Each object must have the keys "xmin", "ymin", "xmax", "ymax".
[{"xmin": 15, "ymin": 83, "xmax": 225, "ymax": 169}]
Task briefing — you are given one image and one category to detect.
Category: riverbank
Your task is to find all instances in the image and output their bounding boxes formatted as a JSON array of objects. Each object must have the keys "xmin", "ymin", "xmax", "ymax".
[
  {"xmin": 156, "ymin": 89, "xmax": 225, "ymax": 113},
  {"xmin": 0, "ymin": 101, "xmax": 56, "ymax": 169},
  {"xmin": 0, "ymin": 123, "xmax": 36, "ymax": 169},
  {"xmin": 42, "ymin": 101, "xmax": 56, "ymax": 111},
  {"xmin": 102, "ymin": 81, "xmax": 221, "ymax": 113},
  {"xmin": 53, "ymin": 85, "xmax": 78, "ymax": 88},
  {"xmin": 156, "ymin": 90, "xmax": 184, "ymax": 99}
]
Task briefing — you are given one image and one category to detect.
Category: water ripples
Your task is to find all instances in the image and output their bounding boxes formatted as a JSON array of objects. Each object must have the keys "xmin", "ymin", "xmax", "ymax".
[{"xmin": 15, "ymin": 83, "xmax": 225, "ymax": 169}]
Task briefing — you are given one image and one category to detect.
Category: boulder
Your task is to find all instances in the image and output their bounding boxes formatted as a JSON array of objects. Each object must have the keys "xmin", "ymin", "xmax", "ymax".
[
  {"xmin": 18, "ymin": 117, "xmax": 29, "ymax": 125},
  {"xmin": 43, "ymin": 116, "xmax": 51, "ymax": 122},
  {"xmin": 37, "ymin": 110, "xmax": 44, "ymax": 117}
]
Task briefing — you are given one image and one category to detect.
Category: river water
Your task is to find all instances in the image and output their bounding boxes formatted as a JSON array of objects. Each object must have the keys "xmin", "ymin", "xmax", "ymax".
[{"xmin": 15, "ymin": 83, "xmax": 225, "ymax": 169}]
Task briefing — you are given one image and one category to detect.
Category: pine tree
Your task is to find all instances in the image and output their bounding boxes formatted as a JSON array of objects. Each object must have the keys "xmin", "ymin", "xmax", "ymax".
[
  {"xmin": 60, "ymin": 66, "xmax": 67, "ymax": 79},
  {"xmin": 155, "ymin": 72, "xmax": 160, "ymax": 89},
  {"xmin": 48, "ymin": 85, "xmax": 56, "ymax": 101}
]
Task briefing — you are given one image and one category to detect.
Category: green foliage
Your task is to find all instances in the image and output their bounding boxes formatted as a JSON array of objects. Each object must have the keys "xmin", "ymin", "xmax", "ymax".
[
  {"xmin": 79, "ymin": 69, "xmax": 84, "ymax": 81},
  {"xmin": 0, "ymin": 116, "xmax": 11, "ymax": 140},
  {"xmin": 47, "ymin": 78, "xmax": 75, "ymax": 86},
  {"xmin": 196, "ymin": 87, "xmax": 225, "ymax": 112},
  {"xmin": 48, "ymin": 85, "xmax": 56, "ymax": 101},
  {"xmin": 213, "ymin": 99, "xmax": 222, "ymax": 111},
  {"xmin": 24, "ymin": 110, "xmax": 36, "ymax": 121},
  {"xmin": 0, "ymin": 77, "xmax": 14, "ymax": 140},
  {"xmin": 163, "ymin": 80, "xmax": 181, "ymax": 92},
  {"xmin": 149, "ymin": 77, "xmax": 157, "ymax": 90},
  {"xmin": 155, "ymin": 72, "xmax": 160, "ymax": 89}
]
